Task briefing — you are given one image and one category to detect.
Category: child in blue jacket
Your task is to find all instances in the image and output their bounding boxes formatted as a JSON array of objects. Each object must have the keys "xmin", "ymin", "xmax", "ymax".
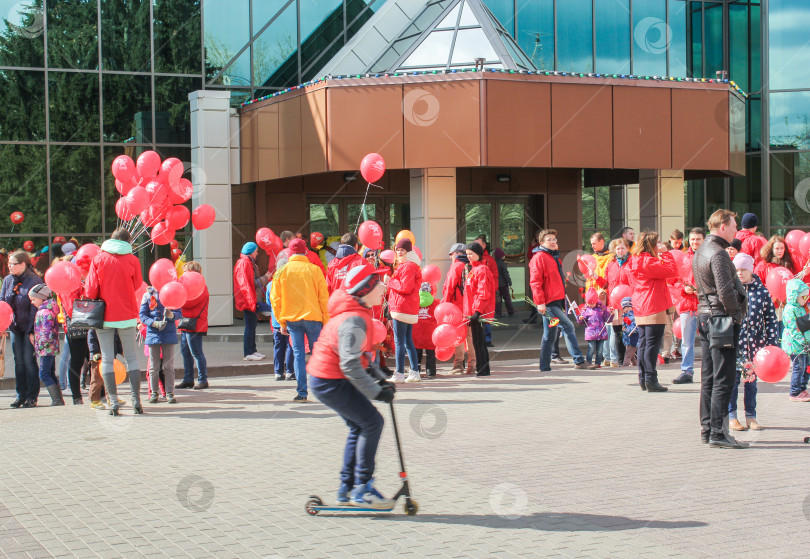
[
  {"xmin": 621, "ymin": 297, "xmax": 638, "ymax": 366},
  {"xmin": 139, "ymin": 286, "xmax": 181, "ymax": 404}
]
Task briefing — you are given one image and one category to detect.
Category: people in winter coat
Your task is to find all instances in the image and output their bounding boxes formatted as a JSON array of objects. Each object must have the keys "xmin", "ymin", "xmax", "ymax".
[
  {"xmin": 326, "ymin": 233, "xmax": 365, "ymax": 294},
  {"xmin": 577, "ymin": 288, "xmax": 612, "ymax": 368},
  {"xmin": 754, "ymin": 235, "xmax": 798, "ymax": 298},
  {"xmin": 620, "ymin": 297, "xmax": 639, "ymax": 366},
  {"xmin": 605, "ymin": 239, "xmax": 632, "ymax": 365},
  {"xmin": 585, "ymin": 233, "xmax": 613, "ymax": 292},
  {"xmin": 735, "ymin": 213, "xmax": 767, "ymax": 264},
  {"xmin": 442, "ymin": 244, "xmax": 469, "ymax": 374},
  {"xmin": 386, "ymin": 238, "xmax": 422, "ymax": 383},
  {"xmin": 29, "ymin": 284, "xmax": 64, "ymax": 406},
  {"xmin": 464, "ymin": 243, "xmax": 495, "ymax": 376},
  {"xmin": 782, "ymin": 278, "xmax": 810, "ymax": 402},
  {"xmin": 177, "ymin": 261, "xmax": 210, "ymax": 390},
  {"xmin": 729, "ymin": 253, "xmax": 777, "ymax": 430},
  {"xmin": 1, "ymin": 251, "xmax": 44, "ymax": 407},
  {"xmin": 307, "ymin": 263, "xmax": 394, "ymax": 509},
  {"xmin": 413, "ymin": 282, "xmax": 438, "ymax": 378},
  {"xmin": 233, "ymin": 241, "xmax": 271, "ymax": 361},
  {"xmin": 492, "ymin": 248, "xmax": 515, "ymax": 317},
  {"xmin": 139, "ymin": 285, "xmax": 181, "ymax": 405}
]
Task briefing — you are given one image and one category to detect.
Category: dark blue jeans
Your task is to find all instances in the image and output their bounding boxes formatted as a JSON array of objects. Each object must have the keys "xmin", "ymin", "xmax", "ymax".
[
  {"xmin": 310, "ymin": 376, "xmax": 384, "ymax": 488},
  {"xmin": 539, "ymin": 304, "xmax": 584, "ymax": 370},
  {"xmin": 789, "ymin": 353, "xmax": 809, "ymax": 397},
  {"xmin": 11, "ymin": 331, "xmax": 39, "ymax": 401},
  {"xmin": 273, "ymin": 329, "xmax": 293, "ymax": 375},
  {"xmin": 729, "ymin": 370, "xmax": 757, "ymax": 418},
  {"xmin": 180, "ymin": 332, "xmax": 207, "ymax": 383},
  {"xmin": 288, "ymin": 320, "xmax": 323, "ymax": 398},
  {"xmin": 38, "ymin": 354, "xmax": 58, "ymax": 387},
  {"xmin": 586, "ymin": 340, "xmax": 604, "ymax": 365},
  {"xmin": 393, "ymin": 319, "xmax": 419, "ymax": 373},
  {"xmin": 243, "ymin": 310, "xmax": 257, "ymax": 357}
]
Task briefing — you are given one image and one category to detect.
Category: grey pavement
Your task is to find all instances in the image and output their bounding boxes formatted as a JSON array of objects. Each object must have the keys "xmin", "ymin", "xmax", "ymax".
[{"xmin": 0, "ymin": 355, "xmax": 808, "ymax": 558}]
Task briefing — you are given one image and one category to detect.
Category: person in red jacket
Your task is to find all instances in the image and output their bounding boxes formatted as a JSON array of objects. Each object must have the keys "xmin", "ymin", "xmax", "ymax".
[
  {"xmin": 754, "ymin": 235, "xmax": 797, "ymax": 287},
  {"xmin": 386, "ymin": 238, "xmax": 422, "ymax": 383},
  {"xmin": 475, "ymin": 235, "xmax": 498, "ymax": 347},
  {"xmin": 307, "ymin": 263, "xmax": 394, "ymax": 509},
  {"xmin": 625, "ymin": 231, "xmax": 678, "ymax": 392},
  {"xmin": 736, "ymin": 213, "xmax": 767, "ymax": 264},
  {"xmin": 464, "ymin": 243, "xmax": 495, "ymax": 376},
  {"xmin": 233, "ymin": 242, "xmax": 271, "ymax": 361},
  {"xmin": 605, "ymin": 238, "xmax": 631, "ymax": 365},
  {"xmin": 672, "ymin": 233, "xmax": 703, "ymax": 384},
  {"xmin": 176, "ymin": 261, "xmax": 210, "ymax": 390},
  {"xmin": 83, "ymin": 229, "xmax": 145, "ymax": 416},
  {"xmin": 326, "ymin": 233, "xmax": 365, "ymax": 293},
  {"xmin": 307, "ymin": 241, "xmax": 327, "ymax": 277},
  {"xmin": 530, "ymin": 229, "xmax": 587, "ymax": 371},
  {"xmin": 413, "ymin": 282, "xmax": 438, "ymax": 378},
  {"xmin": 442, "ymin": 243, "xmax": 469, "ymax": 374}
]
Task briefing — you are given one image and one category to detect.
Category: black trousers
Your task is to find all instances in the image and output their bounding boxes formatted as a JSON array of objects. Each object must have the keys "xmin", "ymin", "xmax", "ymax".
[
  {"xmin": 697, "ymin": 314, "xmax": 740, "ymax": 436},
  {"xmin": 637, "ymin": 324, "xmax": 665, "ymax": 385},
  {"xmin": 416, "ymin": 348, "xmax": 436, "ymax": 374},
  {"xmin": 67, "ymin": 336, "xmax": 90, "ymax": 400},
  {"xmin": 470, "ymin": 320, "xmax": 490, "ymax": 375},
  {"xmin": 612, "ymin": 325, "xmax": 625, "ymax": 364}
]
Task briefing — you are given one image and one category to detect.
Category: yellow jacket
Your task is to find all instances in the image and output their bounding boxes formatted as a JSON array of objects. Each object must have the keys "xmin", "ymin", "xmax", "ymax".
[
  {"xmin": 586, "ymin": 251, "xmax": 615, "ymax": 293},
  {"xmin": 270, "ymin": 255, "xmax": 330, "ymax": 327}
]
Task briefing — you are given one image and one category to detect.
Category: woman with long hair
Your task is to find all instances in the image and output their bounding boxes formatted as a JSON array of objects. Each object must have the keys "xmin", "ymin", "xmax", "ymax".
[
  {"xmin": 754, "ymin": 235, "xmax": 796, "ymax": 285},
  {"xmin": 626, "ymin": 231, "xmax": 678, "ymax": 392}
]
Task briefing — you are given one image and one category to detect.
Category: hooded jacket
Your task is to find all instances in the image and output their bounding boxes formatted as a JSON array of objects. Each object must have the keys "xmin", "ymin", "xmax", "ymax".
[
  {"xmin": 413, "ymin": 299, "xmax": 438, "ymax": 350},
  {"xmin": 326, "ymin": 245, "xmax": 364, "ymax": 293},
  {"xmin": 139, "ymin": 286, "xmax": 181, "ymax": 345},
  {"xmin": 781, "ymin": 278, "xmax": 810, "ymax": 356},
  {"xmin": 625, "ymin": 251, "xmax": 678, "ymax": 317},
  {"xmin": 442, "ymin": 257, "xmax": 467, "ymax": 310},
  {"xmin": 270, "ymin": 254, "xmax": 330, "ymax": 327},
  {"xmin": 84, "ymin": 239, "xmax": 143, "ymax": 328},
  {"xmin": 233, "ymin": 253, "xmax": 267, "ymax": 312},
  {"xmin": 738, "ymin": 275, "xmax": 779, "ymax": 362},
  {"xmin": 577, "ymin": 302, "xmax": 612, "ymax": 341},
  {"xmin": 463, "ymin": 259, "xmax": 496, "ymax": 317},
  {"xmin": 307, "ymin": 289, "xmax": 382, "ymax": 400},
  {"xmin": 735, "ymin": 229, "xmax": 766, "ymax": 263},
  {"xmin": 33, "ymin": 298, "xmax": 60, "ymax": 356},
  {"xmin": 0, "ymin": 267, "xmax": 42, "ymax": 335},
  {"xmin": 529, "ymin": 246, "xmax": 566, "ymax": 307},
  {"xmin": 692, "ymin": 235, "xmax": 747, "ymax": 323},
  {"xmin": 388, "ymin": 251, "xmax": 422, "ymax": 323}
]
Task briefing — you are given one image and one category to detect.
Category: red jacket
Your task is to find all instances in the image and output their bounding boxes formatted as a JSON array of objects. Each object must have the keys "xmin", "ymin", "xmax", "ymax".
[
  {"xmin": 307, "ymin": 289, "xmax": 373, "ymax": 380},
  {"xmin": 84, "ymin": 240, "xmax": 143, "ymax": 324},
  {"xmin": 482, "ymin": 251, "xmax": 499, "ymax": 285},
  {"xmin": 307, "ymin": 249, "xmax": 326, "ymax": 277},
  {"xmin": 604, "ymin": 257, "xmax": 630, "ymax": 293},
  {"xmin": 754, "ymin": 260, "xmax": 797, "ymax": 287},
  {"xmin": 442, "ymin": 259, "xmax": 466, "ymax": 310},
  {"xmin": 463, "ymin": 260, "xmax": 495, "ymax": 317},
  {"xmin": 180, "ymin": 286, "xmax": 209, "ymax": 333},
  {"xmin": 529, "ymin": 248, "xmax": 566, "ymax": 306},
  {"xmin": 675, "ymin": 283, "xmax": 698, "ymax": 314},
  {"xmin": 388, "ymin": 254, "xmax": 421, "ymax": 322},
  {"xmin": 233, "ymin": 254, "xmax": 258, "ymax": 312},
  {"xmin": 736, "ymin": 230, "xmax": 766, "ymax": 263},
  {"xmin": 625, "ymin": 251, "xmax": 678, "ymax": 317},
  {"xmin": 326, "ymin": 250, "xmax": 364, "ymax": 293},
  {"xmin": 413, "ymin": 300, "xmax": 438, "ymax": 350}
]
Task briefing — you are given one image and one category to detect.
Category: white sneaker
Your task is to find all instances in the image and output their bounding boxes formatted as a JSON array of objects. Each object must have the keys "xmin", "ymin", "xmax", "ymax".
[
  {"xmin": 404, "ymin": 369, "xmax": 422, "ymax": 383},
  {"xmin": 350, "ymin": 479, "xmax": 394, "ymax": 510},
  {"xmin": 252, "ymin": 352, "xmax": 266, "ymax": 359},
  {"xmin": 388, "ymin": 371, "xmax": 405, "ymax": 383},
  {"xmin": 243, "ymin": 354, "xmax": 262, "ymax": 361}
]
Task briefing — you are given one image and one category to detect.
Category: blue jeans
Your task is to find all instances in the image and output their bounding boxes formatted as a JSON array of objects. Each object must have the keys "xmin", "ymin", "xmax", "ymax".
[
  {"xmin": 484, "ymin": 323, "xmax": 492, "ymax": 344},
  {"xmin": 393, "ymin": 319, "xmax": 419, "ymax": 373},
  {"xmin": 38, "ymin": 354, "xmax": 58, "ymax": 387},
  {"xmin": 11, "ymin": 331, "xmax": 39, "ymax": 401},
  {"xmin": 729, "ymin": 370, "xmax": 757, "ymax": 418},
  {"xmin": 288, "ymin": 320, "xmax": 323, "ymax": 398},
  {"xmin": 272, "ymin": 315, "xmax": 293, "ymax": 376},
  {"xmin": 180, "ymin": 331, "xmax": 207, "ymax": 383},
  {"xmin": 539, "ymin": 304, "xmax": 584, "ymax": 370},
  {"xmin": 789, "ymin": 353, "xmax": 809, "ymax": 397},
  {"xmin": 586, "ymin": 340, "xmax": 604, "ymax": 365},
  {"xmin": 606, "ymin": 326, "xmax": 618, "ymax": 363},
  {"xmin": 679, "ymin": 311, "xmax": 697, "ymax": 374},
  {"xmin": 58, "ymin": 338, "xmax": 70, "ymax": 389},
  {"xmin": 243, "ymin": 310, "xmax": 257, "ymax": 357},
  {"xmin": 309, "ymin": 376, "xmax": 384, "ymax": 488}
]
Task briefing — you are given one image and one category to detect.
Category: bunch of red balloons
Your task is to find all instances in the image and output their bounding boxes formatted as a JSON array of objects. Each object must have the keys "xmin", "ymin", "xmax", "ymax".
[
  {"xmin": 431, "ymin": 303, "xmax": 466, "ymax": 361},
  {"xmin": 255, "ymin": 227, "xmax": 283, "ymax": 254}
]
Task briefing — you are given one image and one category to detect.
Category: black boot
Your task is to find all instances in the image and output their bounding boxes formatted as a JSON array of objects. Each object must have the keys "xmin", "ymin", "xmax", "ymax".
[
  {"xmin": 10, "ymin": 397, "xmax": 23, "ymax": 408},
  {"xmin": 645, "ymin": 380, "xmax": 668, "ymax": 392},
  {"xmin": 47, "ymin": 384, "xmax": 65, "ymax": 406}
]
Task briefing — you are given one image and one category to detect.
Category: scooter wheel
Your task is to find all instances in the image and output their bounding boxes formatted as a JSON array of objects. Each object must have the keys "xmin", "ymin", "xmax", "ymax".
[
  {"xmin": 404, "ymin": 500, "xmax": 419, "ymax": 516},
  {"xmin": 804, "ymin": 437, "xmax": 810, "ymax": 444},
  {"xmin": 305, "ymin": 496, "xmax": 323, "ymax": 516}
]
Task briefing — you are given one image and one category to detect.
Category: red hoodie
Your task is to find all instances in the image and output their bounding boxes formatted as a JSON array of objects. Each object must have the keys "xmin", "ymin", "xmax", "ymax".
[
  {"xmin": 463, "ymin": 260, "xmax": 495, "ymax": 317},
  {"xmin": 625, "ymin": 251, "xmax": 678, "ymax": 317},
  {"xmin": 326, "ymin": 248, "xmax": 364, "ymax": 293},
  {"xmin": 736, "ymin": 230, "xmax": 766, "ymax": 263},
  {"xmin": 442, "ymin": 258, "xmax": 466, "ymax": 310},
  {"xmin": 529, "ymin": 249, "xmax": 565, "ymax": 306},
  {"xmin": 307, "ymin": 289, "xmax": 373, "ymax": 380}
]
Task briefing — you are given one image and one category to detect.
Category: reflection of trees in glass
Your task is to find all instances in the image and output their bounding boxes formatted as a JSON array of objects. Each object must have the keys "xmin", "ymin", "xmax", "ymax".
[
  {"xmin": 310, "ymin": 204, "xmax": 339, "ymax": 238},
  {"xmin": 254, "ymin": 32, "xmax": 296, "ymax": 85},
  {"xmin": 205, "ymin": 33, "xmax": 244, "ymax": 85},
  {"xmin": 101, "ymin": 0, "xmax": 150, "ymax": 71},
  {"xmin": 153, "ymin": 0, "xmax": 201, "ymax": 74},
  {"xmin": 103, "ymin": 73, "xmax": 151, "ymax": 143},
  {"xmin": 348, "ymin": 203, "xmax": 375, "ymax": 229},
  {"xmin": 465, "ymin": 203, "xmax": 491, "ymax": 244},
  {"xmin": 499, "ymin": 203, "xmax": 524, "ymax": 258},
  {"xmin": 46, "ymin": 0, "xmax": 99, "ymax": 69},
  {"xmin": 0, "ymin": 144, "xmax": 48, "ymax": 235},
  {"xmin": 581, "ymin": 186, "xmax": 610, "ymax": 251},
  {"xmin": 0, "ymin": 0, "xmax": 44, "ymax": 67},
  {"xmin": 50, "ymin": 145, "xmax": 102, "ymax": 232},
  {"xmin": 0, "ymin": 69, "xmax": 45, "ymax": 141},
  {"xmin": 48, "ymin": 71, "xmax": 99, "ymax": 142}
]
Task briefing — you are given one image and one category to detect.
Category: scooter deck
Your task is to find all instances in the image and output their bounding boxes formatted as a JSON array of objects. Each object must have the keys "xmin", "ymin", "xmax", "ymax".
[{"xmin": 308, "ymin": 504, "xmax": 396, "ymax": 513}]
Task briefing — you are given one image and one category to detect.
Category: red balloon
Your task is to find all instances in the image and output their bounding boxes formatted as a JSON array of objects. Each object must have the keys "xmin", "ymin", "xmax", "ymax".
[
  {"xmin": 191, "ymin": 204, "xmax": 215, "ymax": 230},
  {"xmin": 149, "ymin": 258, "xmax": 177, "ymax": 291},
  {"xmin": 380, "ymin": 250, "xmax": 395, "ymax": 264},
  {"xmin": 136, "ymin": 150, "xmax": 161, "ymax": 179},
  {"xmin": 23, "ymin": 240, "xmax": 34, "ymax": 252},
  {"xmin": 267, "ymin": 235, "xmax": 283, "ymax": 254},
  {"xmin": 577, "ymin": 254, "xmax": 597, "ymax": 275},
  {"xmin": 53, "ymin": 236, "xmax": 67, "ymax": 245},
  {"xmin": 435, "ymin": 346, "xmax": 455, "ymax": 361},
  {"xmin": 140, "ymin": 194, "xmax": 172, "ymax": 227},
  {"xmin": 171, "ymin": 248, "xmax": 182, "ymax": 261},
  {"xmin": 44, "ymin": 261, "xmax": 82, "ymax": 294},
  {"xmin": 360, "ymin": 152, "xmax": 385, "ymax": 183},
  {"xmin": 159, "ymin": 281, "xmax": 187, "ymax": 310},
  {"xmin": 310, "ymin": 232, "xmax": 324, "ymax": 248},
  {"xmin": 358, "ymin": 220, "xmax": 384, "ymax": 250},
  {"xmin": 169, "ymin": 239, "xmax": 180, "ymax": 250},
  {"xmin": 151, "ymin": 222, "xmax": 175, "ymax": 245},
  {"xmin": 609, "ymin": 284, "xmax": 632, "ymax": 309},
  {"xmin": 434, "ymin": 302, "xmax": 462, "ymax": 326},
  {"xmin": 178, "ymin": 271, "xmax": 205, "ymax": 300},
  {"xmin": 10, "ymin": 211, "xmax": 24, "ymax": 225},
  {"xmin": 766, "ymin": 266, "xmax": 793, "ymax": 302},
  {"xmin": 115, "ymin": 197, "xmax": 135, "ymax": 221},
  {"xmin": 134, "ymin": 281, "xmax": 148, "ymax": 305},
  {"xmin": 115, "ymin": 178, "xmax": 133, "ymax": 196},
  {"xmin": 145, "ymin": 178, "xmax": 169, "ymax": 203},
  {"xmin": 75, "ymin": 243, "xmax": 100, "ymax": 262},
  {"xmin": 169, "ymin": 177, "xmax": 193, "ymax": 204},
  {"xmin": 111, "ymin": 155, "xmax": 138, "ymax": 189},
  {"xmin": 753, "ymin": 345, "xmax": 791, "ymax": 383},
  {"xmin": 421, "ymin": 264, "xmax": 441, "ymax": 285},
  {"xmin": 159, "ymin": 157, "xmax": 184, "ymax": 190},
  {"xmin": 166, "ymin": 205, "xmax": 190, "ymax": 230},
  {"xmin": 0, "ymin": 301, "xmax": 13, "ymax": 331},
  {"xmin": 673, "ymin": 317, "xmax": 682, "ymax": 339},
  {"xmin": 799, "ymin": 232, "xmax": 810, "ymax": 260},
  {"xmin": 256, "ymin": 227, "xmax": 275, "ymax": 250},
  {"xmin": 785, "ymin": 229, "xmax": 805, "ymax": 252},
  {"xmin": 432, "ymin": 324, "xmax": 457, "ymax": 348},
  {"xmin": 668, "ymin": 285, "xmax": 682, "ymax": 307},
  {"xmin": 453, "ymin": 323, "xmax": 467, "ymax": 346},
  {"xmin": 125, "ymin": 186, "xmax": 149, "ymax": 214},
  {"xmin": 669, "ymin": 249, "xmax": 691, "ymax": 278},
  {"xmin": 371, "ymin": 319, "xmax": 387, "ymax": 345},
  {"xmin": 414, "ymin": 246, "xmax": 422, "ymax": 261}
]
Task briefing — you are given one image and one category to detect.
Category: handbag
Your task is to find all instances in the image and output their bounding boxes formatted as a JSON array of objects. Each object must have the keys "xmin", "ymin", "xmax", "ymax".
[
  {"xmin": 178, "ymin": 300, "xmax": 208, "ymax": 332},
  {"xmin": 66, "ymin": 318, "xmax": 89, "ymax": 340},
  {"xmin": 708, "ymin": 315, "xmax": 734, "ymax": 349},
  {"xmin": 71, "ymin": 299, "xmax": 106, "ymax": 329}
]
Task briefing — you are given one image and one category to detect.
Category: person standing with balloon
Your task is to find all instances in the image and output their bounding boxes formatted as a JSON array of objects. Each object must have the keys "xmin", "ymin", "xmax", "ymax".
[
  {"xmin": 441, "ymin": 243, "xmax": 469, "ymax": 374},
  {"xmin": 140, "ymin": 283, "xmax": 181, "ymax": 404},
  {"xmin": 1, "ymin": 251, "xmax": 44, "ymax": 407},
  {"xmin": 463, "ymin": 243, "xmax": 496, "ymax": 376},
  {"xmin": 386, "ymin": 238, "xmax": 422, "ymax": 382},
  {"xmin": 233, "ymin": 242, "xmax": 271, "ymax": 361},
  {"xmin": 176, "ymin": 261, "xmax": 210, "ymax": 390}
]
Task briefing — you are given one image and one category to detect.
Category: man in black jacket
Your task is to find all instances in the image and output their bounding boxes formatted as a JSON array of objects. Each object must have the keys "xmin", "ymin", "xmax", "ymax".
[{"xmin": 692, "ymin": 209, "xmax": 748, "ymax": 448}]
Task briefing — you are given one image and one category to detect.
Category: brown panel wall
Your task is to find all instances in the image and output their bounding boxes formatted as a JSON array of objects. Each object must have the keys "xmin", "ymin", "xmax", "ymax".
[
  {"xmin": 239, "ymin": 110, "xmax": 257, "ymax": 183},
  {"xmin": 327, "ymin": 85, "xmax": 404, "ymax": 172},
  {"xmin": 301, "ymin": 88, "xmax": 328, "ymax": 175},
  {"xmin": 278, "ymin": 97, "xmax": 302, "ymax": 177},
  {"xmin": 404, "ymin": 81, "xmax": 481, "ymax": 168},
  {"xmin": 487, "ymin": 81, "xmax": 552, "ymax": 167},
  {"xmin": 672, "ymin": 89, "xmax": 729, "ymax": 170},
  {"xmin": 613, "ymin": 86, "xmax": 672, "ymax": 169},
  {"xmin": 257, "ymin": 104, "xmax": 279, "ymax": 181},
  {"xmin": 551, "ymin": 84, "xmax": 613, "ymax": 168}
]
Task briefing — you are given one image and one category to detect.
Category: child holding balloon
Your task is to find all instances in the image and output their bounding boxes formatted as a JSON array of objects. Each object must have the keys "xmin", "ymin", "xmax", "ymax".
[
  {"xmin": 413, "ymin": 283, "xmax": 438, "ymax": 379},
  {"xmin": 576, "ymin": 288, "xmax": 612, "ymax": 369},
  {"xmin": 29, "ymin": 284, "xmax": 64, "ymax": 406},
  {"xmin": 139, "ymin": 286, "xmax": 181, "ymax": 404}
]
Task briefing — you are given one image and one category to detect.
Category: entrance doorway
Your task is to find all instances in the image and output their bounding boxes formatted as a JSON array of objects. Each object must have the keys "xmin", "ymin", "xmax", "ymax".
[{"xmin": 308, "ymin": 196, "xmax": 410, "ymax": 254}]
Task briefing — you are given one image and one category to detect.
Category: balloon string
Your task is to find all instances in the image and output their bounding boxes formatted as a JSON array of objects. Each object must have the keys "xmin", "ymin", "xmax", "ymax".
[
  {"xmin": 353, "ymin": 181, "xmax": 384, "ymax": 234},
  {"xmin": 4, "ymin": 224, "xmax": 14, "ymax": 249},
  {"xmin": 180, "ymin": 231, "xmax": 196, "ymax": 258},
  {"xmin": 132, "ymin": 239, "xmax": 153, "ymax": 252}
]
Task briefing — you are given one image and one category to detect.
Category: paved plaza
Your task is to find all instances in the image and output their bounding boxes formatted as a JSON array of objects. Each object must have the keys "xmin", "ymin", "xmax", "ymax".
[{"xmin": 1, "ymin": 356, "xmax": 808, "ymax": 559}]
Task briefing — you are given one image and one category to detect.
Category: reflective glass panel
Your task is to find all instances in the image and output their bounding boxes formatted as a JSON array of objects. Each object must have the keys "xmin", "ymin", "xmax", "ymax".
[
  {"xmin": 348, "ymin": 203, "xmax": 377, "ymax": 232},
  {"xmin": 101, "ymin": 0, "xmax": 150, "ymax": 71},
  {"xmin": 770, "ymin": 91, "xmax": 810, "ymax": 150},
  {"xmin": 685, "ymin": 179, "xmax": 705, "ymax": 228},
  {"xmin": 46, "ymin": 0, "xmax": 98, "ymax": 69},
  {"xmin": 254, "ymin": 2, "xmax": 297, "ymax": 87},
  {"xmin": 705, "ymin": 177, "xmax": 725, "ymax": 217},
  {"xmin": 688, "ymin": 1, "xmax": 702, "ymax": 77},
  {"xmin": 465, "ymin": 203, "xmax": 491, "ymax": 245},
  {"xmin": 749, "ymin": 4, "xmax": 761, "ymax": 94},
  {"xmin": 0, "ymin": 144, "xmax": 47, "ymax": 234},
  {"xmin": 557, "ymin": 0, "xmax": 593, "ymax": 73},
  {"xmin": 769, "ymin": 0, "xmax": 810, "ymax": 90},
  {"xmin": 516, "ymin": 0, "xmax": 553, "ymax": 71},
  {"xmin": 729, "ymin": 3, "xmax": 749, "ymax": 92},
  {"xmin": 403, "ymin": 30, "xmax": 454, "ymax": 67},
  {"xmin": 748, "ymin": 97, "xmax": 761, "ymax": 150},
  {"xmin": 103, "ymin": 73, "xmax": 152, "ymax": 143},
  {"xmin": 303, "ymin": 0, "xmax": 371, "ymax": 79},
  {"xmin": 205, "ymin": 0, "xmax": 250, "ymax": 85},
  {"xmin": 50, "ymin": 144, "xmax": 102, "ymax": 233},
  {"xmin": 389, "ymin": 202, "xmax": 410, "ymax": 247},
  {"xmin": 155, "ymin": 76, "xmax": 202, "ymax": 145},
  {"xmin": 632, "ymin": 0, "xmax": 667, "ymax": 76},
  {"xmin": 668, "ymin": 0, "xmax": 687, "ymax": 77},
  {"xmin": 253, "ymin": 0, "xmax": 291, "ymax": 32},
  {"xmin": 153, "ymin": 0, "xmax": 201, "ymax": 74},
  {"xmin": 596, "ymin": 0, "xmax": 631, "ymax": 75},
  {"xmin": 770, "ymin": 151, "xmax": 810, "ymax": 228},
  {"xmin": 484, "ymin": 0, "xmax": 515, "ymax": 35},
  {"xmin": 451, "ymin": 28, "xmax": 497, "ymax": 64},
  {"xmin": 310, "ymin": 203, "xmax": 340, "ymax": 240},
  {"xmin": 0, "ymin": 0, "xmax": 44, "ymax": 67},
  {"xmin": 730, "ymin": 154, "xmax": 762, "ymax": 221},
  {"xmin": 48, "ymin": 71, "xmax": 99, "ymax": 142},
  {"xmin": 0, "ymin": 69, "xmax": 45, "ymax": 141},
  {"xmin": 347, "ymin": 0, "xmax": 382, "ymax": 36},
  {"xmin": 499, "ymin": 203, "xmax": 524, "ymax": 260},
  {"xmin": 437, "ymin": 4, "xmax": 460, "ymax": 28},
  {"xmin": 704, "ymin": 2, "xmax": 723, "ymax": 78}
]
